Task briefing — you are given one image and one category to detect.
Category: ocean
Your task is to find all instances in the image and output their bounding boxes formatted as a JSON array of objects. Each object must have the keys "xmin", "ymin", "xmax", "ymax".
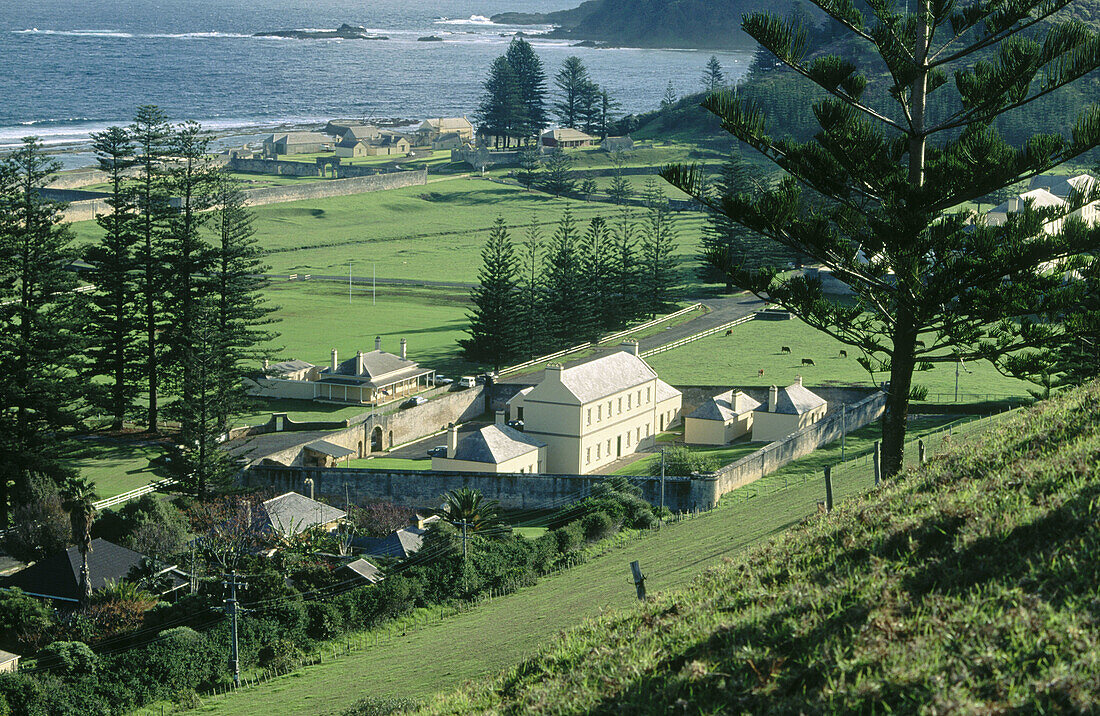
[{"xmin": 0, "ymin": 0, "xmax": 751, "ymax": 168}]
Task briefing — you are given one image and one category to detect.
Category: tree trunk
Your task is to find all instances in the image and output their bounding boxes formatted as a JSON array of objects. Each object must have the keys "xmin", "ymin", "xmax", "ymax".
[
  {"xmin": 80, "ymin": 546, "xmax": 91, "ymax": 607},
  {"xmin": 881, "ymin": 318, "xmax": 918, "ymax": 476}
]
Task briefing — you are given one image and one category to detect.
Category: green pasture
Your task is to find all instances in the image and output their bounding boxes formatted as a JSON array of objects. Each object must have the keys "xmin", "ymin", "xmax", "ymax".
[
  {"xmin": 345, "ymin": 457, "xmax": 432, "ymax": 470},
  {"xmin": 187, "ymin": 408, "xmax": 1006, "ymax": 716},
  {"xmin": 60, "ymin": 440, "xmax": 168, "ymax": 499},
  {"xmin": 646, "ymin": 315, "xmax": 1034, "ymax": 403}
]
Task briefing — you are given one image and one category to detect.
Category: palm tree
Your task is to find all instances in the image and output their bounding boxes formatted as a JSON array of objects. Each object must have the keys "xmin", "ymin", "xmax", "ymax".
[
  {"xmin": 440, "ymin": 488, "xmax": 500, "ymax": 532},
  {"xmin": 61, "ymin": 477, "xmax": 99, "ymax": 607}
]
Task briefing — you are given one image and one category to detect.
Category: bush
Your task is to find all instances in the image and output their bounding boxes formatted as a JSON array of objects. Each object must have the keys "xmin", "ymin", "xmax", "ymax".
[
  {"xmin": 305, "ymin": 601, "xmax": 343, "ymax": 641},
  {"xmin": 0, "ymin": 673, "xmax": 47, "ymax": 716},
  {"xmin": 530, "ymin": 533, "xmax": 559, "ymax": 573},
  {"xmin": 581, "ymin": 512, "xmax": 615, "ymax": 541},
  {"xmin": 654, "ymin": 445, "xmax": 719, "ymax": 476},
  {"xmin": 38, "ymin": 641, "xmax": 98, "ymax": 680},
  {"xmin": 257, "ymin": 637, "xmax": 302, "ymax": 672},
  {"xmin": 632, "ymin": 509, "xmax": 658, "ymax": 530},
  {"xmin": 341, "ymin": 696, "xmax": 419, "ymax": 715},
  {"xmin": 0, "ymin": 588, "xmax": 54, "ymax": 653},
  {"xmin": 552, "ymin": 522, "xmax": 584, "ymax": 553}
]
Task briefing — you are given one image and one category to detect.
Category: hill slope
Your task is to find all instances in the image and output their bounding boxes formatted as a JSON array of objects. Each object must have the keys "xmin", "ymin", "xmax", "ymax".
[{"xmin": 418, "ymin": 382, "xmax": 1100, "ymax": 713}]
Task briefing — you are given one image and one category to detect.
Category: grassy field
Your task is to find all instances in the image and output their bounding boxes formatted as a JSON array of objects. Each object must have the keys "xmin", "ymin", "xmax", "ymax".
[
  {"xmin": 646, "ymin": 315, "xmax": 1034, "ymax": 403},
  {"xmin": 417, "ymin": 384, "xmax": 1100, "ymax": 714},
  {"xmin": 345, "ymin": 457, "xmax": 432, "ymax": 470},
  {"xmin": 60, "ymin": 440, "xmax": 169, "ymax": 499},
  {"xmin": 183, "ymin": 410, "xmax": 1003, "ymax": 716}
]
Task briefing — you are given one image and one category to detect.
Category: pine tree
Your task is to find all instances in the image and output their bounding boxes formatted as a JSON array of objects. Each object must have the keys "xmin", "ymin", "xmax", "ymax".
[
  {"xmin": 698, "ymin": 150, "xmax": 771, "ymax": 293},
  {"xmin": 85, "ymin": 126, "xmax": 142, "ymax": 430},
  {"xmin": 516, "ymin": 144, "xmax": 541, "ymax": 190},
  {"xmin": 475, "ymin": 56, "xmax": 523, "ymax": 148},
  {"xmin": 129, "ymin": 105, "xmax": 173, "ymax": 432},
  {"xmin": 553, "ymin": 57, "xmax": 592, "ymax": 129},
  {"xmin": 596, "ymin": 89, "xmax": 621, "ymax": 140},
  {"xmin": 543, "ymin": 210, "xmax": 593, "ymax": 346},
  {"xmin": 578, "ymin": 80, "xmax": 603, "ymax": 135},
  {"xmin": 661, "ymin": 81, "xmax": 678, "ymax": 109},
  {"xmin": 516, "ymin": 219, "xmax": 547, "ymax": 359},
  {"xmin": 580, "ymin": 216, "xmax": 615, "ymax": 335},
  {"xmin": 610, "ymin": 208, "xmax": 641, "ymax": 327},
  {"xmin": 0, "ymin": 139, "xmax": 85, "ymax": 528},
  {"xmin": 505, "ymin": 38, "xmax": 549, "ymax": 142},
  {"xmin": 639, "ymin": 182, "xmax": 679, "ymax": 317},
  {"xmin": 540, "ymin": 150, "xmax": 575, "ymax": 196},
  {"xmin": 208, "ymin": 170, "xmax": 277, "ymax": 431},
  {"xmin": 607, "ymin": 151, "xmax": 633, "ymax": 205},
  {"xmin": 459, "ymin": 218, "xmax": 522, "ymax": 369},
  {"xmin": 664, "ymin": 0, "xmax": 1100, "ymax": 475},
  {"xmin": 702, "ymin": 55, "xmax": 725, "ymax": 92}
]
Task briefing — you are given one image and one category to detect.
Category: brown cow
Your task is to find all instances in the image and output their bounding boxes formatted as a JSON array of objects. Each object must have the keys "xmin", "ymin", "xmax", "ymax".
[{"xmin": 758, "ymin": 368, "xmax": 765, "ymax": 377}]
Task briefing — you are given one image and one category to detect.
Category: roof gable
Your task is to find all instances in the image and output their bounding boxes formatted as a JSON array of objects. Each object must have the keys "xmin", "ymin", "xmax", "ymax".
[
  {"xmin": 534, "ymin": 351, "xmax": 657, "ymax": 405},
  {"xmin": 688, "ymin": 389, "xmax": 761, "ymax": 421},
  {"xmin": 452, "ymin": 424, "xmax": 545, "ymax": 464},
  {"xmin": 330, "ymin": 350, "xmax": 418, "ymax": 379},
  {"xmin": 756, "ymin": 383, "xmax": 827, "ymax": 415},
  {"xmin": 1, "ymin": 538, "xmax": 153, "ymax": 602},
  {"xmin": 262, "ymin": 492, "xmax": 347, "ymax": 537}
]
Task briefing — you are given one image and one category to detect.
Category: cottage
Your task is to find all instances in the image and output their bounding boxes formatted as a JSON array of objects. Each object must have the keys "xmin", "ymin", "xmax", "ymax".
[
  {"xmin": 431, "ymin": 131, "xmax": 466, "ymax": 151},
  {"xmin": 432, "ymin": 412, "xmax": 547, "ymax": 474},
  {"xmin": 984, "ymin": 188, "xmax": 1068, "ymax": 234},
  {"xmin": 261, "ymin": 491, "xmax": 347, "ymax": 538},
  {"xmin": 248, "ymin": 336, "xmax": 435, "ymax": 405},
  {"xmin": 751, "ymin": 378, "xmax": 827, "ymax": 443},
  {"xmin": 0, "ymin": 539, "xmax": 189, "ymax": 605},
  {"xmin": 508, "ymin": 341, "xmax": 681, "ymax": 474},
  {"xmin": 263, "ymin": 132, "xmax": 330, "ymax": 156},
  {"xmin": 541, "ymin": 128, "xmax": 596, "ymax": 149},
  {"xmin": 0, "ymin": 650, "xmax": 19, "ymax": 673},
  {"xmin": 335, "ymin": 133, "xmax": 410, "ymax": 158},
  {"xmin": 338, "ymin": 124, "xmax": 383, "ymax": 143},
  {"xmin": 684, "ymin": 389, "xmax": 762, "ymax": 445},
  {"xmin": 358, "ymin": 516, "xmax": 440, "ymax": 559},
  {"xmin": 417, "ymin": 117, "xmax": 474, "ymax": 146}
]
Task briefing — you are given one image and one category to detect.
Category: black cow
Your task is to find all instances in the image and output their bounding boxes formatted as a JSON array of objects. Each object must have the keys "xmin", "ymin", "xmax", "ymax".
[
  {"xmin": 780, "ymin": 346, "xmax": 792, "ymax": 354},
  {"xmin": 725, "ymin": 329, "xmax": 733, "ymax": 336},
  {"xmin": 839, "ymin": 350, "xmax": 847, "ymax": 358},
  {"xmin": 802, "ymin": 358, "xmax": 816, "ymax": 366}
]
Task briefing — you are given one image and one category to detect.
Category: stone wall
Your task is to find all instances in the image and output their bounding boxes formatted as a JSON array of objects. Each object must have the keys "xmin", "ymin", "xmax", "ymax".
[
  {"xmin": 243, "ymin": 464, "xmax": 700, "ymax": 513},
  {"xmin": 38, "ymin": 188, "xmax": 110, "ymax": 203},
  {"xmin": 238, "ymin": 168, "xmax": 427, "ymax": 208},
  {"xmin": 226, "ymin": 157, "xmax": 420, "ymax": 181}
]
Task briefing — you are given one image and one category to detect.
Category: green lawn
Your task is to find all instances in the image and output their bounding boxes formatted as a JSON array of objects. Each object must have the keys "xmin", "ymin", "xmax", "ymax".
[
  {"xmin": 646, "ymin": 315, "xmax": 1034, "ymax": 404},
  {"xmin": 60, "ymin": 441, "xmax": 169, "ymax": 499},
  {"xmin": 188, "ymin": 406, "xmax": 1009, "ymax": 716},
  {"xmin": 612, "ymin": 434, "xmax": 763, "ymax": 475},
  {"xmin": 345, "ymin": 457, "xmax": 433, "ymax": 470}
]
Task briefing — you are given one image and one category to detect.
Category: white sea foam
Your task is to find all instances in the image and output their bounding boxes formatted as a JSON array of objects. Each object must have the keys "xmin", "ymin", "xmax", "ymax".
[
  {"xmin": 12, "ymin": 28, "xmax": 253, "ymax": 39},
  {"xmin": 433, "ymin": 15, "xmax": 495, "ymax": 26}
]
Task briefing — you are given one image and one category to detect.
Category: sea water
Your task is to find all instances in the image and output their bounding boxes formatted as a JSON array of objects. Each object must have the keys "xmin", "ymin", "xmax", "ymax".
[{"xmin": 1, "ymin": 0, "xmax": 750, "ymax": 168}]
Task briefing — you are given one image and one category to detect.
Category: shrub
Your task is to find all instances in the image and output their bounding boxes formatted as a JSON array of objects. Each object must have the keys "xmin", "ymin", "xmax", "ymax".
[
  {"xmin": 2, "ymin": 477, "xmax": 69, "ymax": 563},
  {"xmin": 530, "ymin": 533, "xmax": 559, "ymax": 573},
  {"xmin": 654, "ymin": 445, "xmax": 719, "ymax": 476},
  {"xmin": 552, "ymin": 522, "xmax": 584, "ymax": 553},
  {"xmin": 38, "ymin": 641, "xmax": 98, "ymax": 680},
  {"xmin": 341, "ymin": 696, "xmax": 419, "ymax": 715},
  {"xmin": 0, "ymin": 673, "xmax": 47, "ymax": 716},
  {"xmin": 0, "ymin": 588, "xmax": 54, "ymax": 653},
  {"xmin": 581, "ymin": 512, "xmax": 615, "ymax": 541},
  {"xmin": 305, "ymin": 601, "xmax": 343, "ymax": 641},
  {"xmin": 632, "ymin": 509, "xmax": 658, "ymax": 530},
  {"xmin": 259, "ymin": 600, "xmax": 308, "ymax": 641},
  {"xmin": 257, "ymin": 637, "xmax": 302, "ymax": 672}
]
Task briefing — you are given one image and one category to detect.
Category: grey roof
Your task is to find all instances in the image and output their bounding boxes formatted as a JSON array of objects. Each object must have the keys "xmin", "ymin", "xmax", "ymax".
[
  {"xmin": 655, "ymin": 379, "xmax": 681, "ymax": 403},
  {"xmin": 329, "ymin": 350, "xmax": 418, "ymax": 380},
  {"xmin": 757, "ymin": 382, "xmax": 827, "ymax": 415},
  {"xmin": 552, "ymin": 351, "xmax": 657, "ymax": 404},
  {"xmin": 451, "ymin": 424, "xmax": 545, "ymax": 464},
  {"xmin": 269, "ymin": 359, "xmax": 314, "ymax": 375},
  {"xmin": 0, "ymin": 650, "xmax": 19, "ymax": 665},
  {"xmin": 341, "ymin": 558, "xmax": 382, "ymax": 583},
  {"xmin": 274, "ymin": 132, "xmax": 327, "ymax": 145},
  {"xmin": 262, "ymin": 492, "xmax": 347, "ymax": 537},
  {"xmin": 305, "ymin": 440, "xmax": 357, "ymax": 459},
  {"xmin": 0, "ymin": 538, "xmax": 186, "ymax": 603},
  {"xmin": 543, "ymin": 128, "xmax": 595, "ymax": 142},
  {"xmin": 506, "ymin": 387, "xmax": 534, "ymax": 406},
  {"xmin": 1029, "ymin": 173, "xmax": 1097, "ymax": 198},
  {"xmin": 360, "ymin": 526, "xmax": 425, "ymax": 559},
  {"xmin": 688, "ymin": 389, "xmax": 761, "ymax": 421},
  {"xmin": 336, "ymin": 136, "xmax": 364, "ymax": 149},
  {"xmin": 341, "ymin": 124, "xmax": 381, "ymax": 140}
]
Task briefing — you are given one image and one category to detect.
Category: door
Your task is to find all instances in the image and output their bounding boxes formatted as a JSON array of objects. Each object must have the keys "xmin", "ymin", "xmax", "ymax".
[{"xmin": 616, "ymin": 436, "xmax": 622, "ymax": 457}]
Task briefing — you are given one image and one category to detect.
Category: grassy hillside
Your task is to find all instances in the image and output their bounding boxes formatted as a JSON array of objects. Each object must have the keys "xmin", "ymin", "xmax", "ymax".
[{"xmin": 417, "ymin": 381, "xmax": 1100, "ymax": 714}]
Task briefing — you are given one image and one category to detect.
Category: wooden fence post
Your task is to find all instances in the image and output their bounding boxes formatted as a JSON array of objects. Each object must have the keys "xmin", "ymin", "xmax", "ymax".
[
  {"xmin": 873, "ymin": 441, "xmax": 881, "ymax": 487},
  {"xmin": 918, "ymin": 439, "xmax": 927, "ymax": 465},
  {"xmin": 824, "ymin": 466, "xmax": 834, "ymax": 513},
  {"xmin": 630, "ymin": 561, "xmax": 647, "ymax": 600}
]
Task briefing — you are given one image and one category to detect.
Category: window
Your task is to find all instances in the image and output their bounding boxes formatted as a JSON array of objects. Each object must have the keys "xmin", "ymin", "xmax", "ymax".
[
  {"xmin": 587, "ymin": 408, "xmax": 591, "ymax": 425},
  {"xmin": 625, "ymin": 432, "xmax": 631, "ymax": 447},
  {"xmin": 618, "ymin": 397, "xmax": 622, "ymax": 413},
  {"xmin": 638, "ymin": 389, "xmax": 642, "ymax": 405},
  {"xmin": 608, "ymin": 400, "xmax": 613, "ymax": 416},
  {"xmin": 607, "ymin": 439, "xmax": 612, "ymax": 454},
  {"xmin": 646, "ymin": 387, "xmax": 651, "ymax": 402},
  {"xmin": 627, "ymin": 394, "xmax": 632, "ymax": 409},
  {"xmin": 586, "ymin": 447, "xmax": 591, "ymax": 465},
  {"xmin": 517, "ymin": 407, "xmax": 524, "ymax": 420},
  {"xmin": 645, "ymin": 423, "xmax": 650, "ymax": 437},
  {"xmin": 636, "ymin": 427, "xmax": 641, "ymax": 442},
  {"xmin": 597, "ymin": 405, "xmax": 602, "ymax": 421},
  {"xmin": 596, "ymin": 444, "xmax": 601, "ymax": 459}
]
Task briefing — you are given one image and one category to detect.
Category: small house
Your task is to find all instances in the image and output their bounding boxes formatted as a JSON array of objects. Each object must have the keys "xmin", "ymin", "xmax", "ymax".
[
  {"xmin": 541, "ymin": 128, "xmax": 596, "ymax": 149},
  {"xmin": 0, "ymin": 650, "xmax": 19, "ymax": 673},
  {"xmin": 431, "ymin": 131, "xmax": 465, "ymax": 150},
  {"xmin": 263, "ymin": 132, "xmax": 330, "ymax": 156},
  {"xmin": 431, "ymin": 413, "xmax": 547, "ymax": 474},
  {"xmin": 0, "ymin": 539, "xmax": 189, "ymax": 605},
  {"xmin": 417, "ymin": 117, "xmax": 474, "ymax": 146},
  {"xmin": 751, "ymin": 377, "xmax": 827, "ymax": 443},
  {"xmin": 684, "ymin": 389, "xmax": 761, "ymax": 445},
  {"xmin": 261, "ymin": 492, "xmax": 347, "ymax": 538},
  {"xmin": 358, "ymin": 521, "xmax": 435, "ymax": 559}
]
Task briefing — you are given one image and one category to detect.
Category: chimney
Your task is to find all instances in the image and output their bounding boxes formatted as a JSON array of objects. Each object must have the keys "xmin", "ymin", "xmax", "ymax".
[
  {"xmin": 1008, "ymin": 196, "xmax": 1020, "ymax": 212},
  {"xmin": 331, "ymin": 348, "xmax": 338, "ymax": 372},
  {"xmin": 356, "ymin": 350, "xmax": 366, "ymax": 376},
  {"xmin": 447, "ymin": 424, "xmax": 458, "ymax": 458},
  {"xmin": 768, "ymin": 385, "xmax": 778, "ymax": 412},
  {"xmin": 796, "ymin": 374, "xmax": 803, "ymax": 387},
  {"xmin": 545, "ymin": 363, "xmax": 563, "ymax": 383},
  {"xmin": 262, "ymin": 358, "xmax": 269, "ymax": 371},
  {"xmin": 495, "ymin": 410, "xmax": 505, "ymax": 426},
  {"xmin": 400, "ymin": 338, "xmax": 407, "ymax": 360},
  {"xmin": 620, "ymin": 339, "xmax": 640, "ymax": 356},
  {"xmin": 375, "ymin": 335, "xmax": 382, "ymax": 352}
]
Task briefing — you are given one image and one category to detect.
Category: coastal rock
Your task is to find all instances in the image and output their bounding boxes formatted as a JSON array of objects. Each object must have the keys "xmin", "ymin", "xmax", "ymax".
[
  {"xmin": 254, "ymin": 24, "xmax": 389, "ymax": 40},
  {"xmin": 417, "ymin": 35, "xmax": 444, "ymax": 42}
]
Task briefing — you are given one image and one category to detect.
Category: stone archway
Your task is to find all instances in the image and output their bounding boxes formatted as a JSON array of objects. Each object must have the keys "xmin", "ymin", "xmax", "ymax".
[
  {"xmin": 357, "ymin": 440, "xmax": 364, "ymax": 458},
  {"xmin": 371, "ymin": 426, "xmax": 383, "ymax": 452}
]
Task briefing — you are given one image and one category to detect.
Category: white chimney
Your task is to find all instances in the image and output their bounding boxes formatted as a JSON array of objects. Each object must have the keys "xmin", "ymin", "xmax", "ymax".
[
  {"xmin": 374, "ymin": 335, "xmax": 382, "ymax": 352},
  {"xmin": 768, "ymin": 385, "xmax": 778, "ymax": 412},
  {"xmin": 356, "ymin": 350, "xmax": 366, "ymax": 376},
  {"xmin": 1008, "ymin": 196, "xmax": 1020, "ymax": 212},
  {"xmin": 796, "ymin": 374, "xmax": 803, "ymax": 386},
  {"xmin": 620, "ymin": 339, "xmax": 640, "ymax": 356},
  {"xmin": 495, "ymin": 410, "xmax": 505, "ymax": 426},
  {"xmin": 331, "ymin": 348, "xmax": 338, "ymax": 372},
  {"xmin": 400, "ymin": 338, "xmax": 407, "ymax": 360},
  {"xmin": 545, "ymin": 364, "xmax": 564, "ymax": 383},
  {"xmin": 447, "ymin": 424, "xmax": 458, "ymax": 458},
  {"xmin": 262, "ymin": 358, "xmax": 269, "ymax": 371}
]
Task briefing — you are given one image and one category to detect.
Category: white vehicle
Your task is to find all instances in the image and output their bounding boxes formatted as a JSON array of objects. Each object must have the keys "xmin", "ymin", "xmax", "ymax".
[
  {"xmin": 434, "ymin": 376, "xmax": 454, "ymax": 386},
  {"xmin": 458, "ymin": 376, "xmax": 477, "ymax": 388}
]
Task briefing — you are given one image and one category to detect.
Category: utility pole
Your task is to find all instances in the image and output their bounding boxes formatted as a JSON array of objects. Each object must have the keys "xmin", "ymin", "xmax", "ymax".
[
  {"xmin": 659, "ymin": 448, "xmax": 666, "ymax": 528},
  {"xmin": 841, "ymin": 404, "xmax": 846, "ymax": 461},
  {"xmin": 372, "ymin": 263, "xmax": 376, "ymax": 305},
  {"xmin": 349, "ymin": 261, "xmax": 353, "ymax": 303},
  {"xmin": 223, "ymin": 573, "xmax": 248, "ymax": 687}
]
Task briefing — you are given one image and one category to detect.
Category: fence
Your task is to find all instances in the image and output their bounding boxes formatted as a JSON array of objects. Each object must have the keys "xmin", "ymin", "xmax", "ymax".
[
  {"xmin": 93, "ymin": 478, "xmax": 175, "ymax": 511},
  {"xmin": 640, "ymin": 313, "xmax": 756, "ymax": 358},
  {"xmin": 596, "ymin": 303, "xmax": 702, "ymax": 345}
]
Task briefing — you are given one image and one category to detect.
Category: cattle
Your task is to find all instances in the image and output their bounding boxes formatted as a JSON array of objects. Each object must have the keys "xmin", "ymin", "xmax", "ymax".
[
  {"xmin": 758, "ymin": 368, "xmax": 765, "ymax": 377},
  {"xmin": 839, "ymin": 350, "xmax": 847, "ymax": 358},
  {"xmin": 780, "ymin": 346, "xmax": 792, "ymax": 354},
  {"xmin": 725, "ymin": 329, "xmax": 733, "ymax": 336},
  {"xmin": 802, "ymin": 358, "xmax": 816, "ymax": 366},
  {"xmin": 915, "ymin": 340, "xmax": 926, "ymax": 348}
]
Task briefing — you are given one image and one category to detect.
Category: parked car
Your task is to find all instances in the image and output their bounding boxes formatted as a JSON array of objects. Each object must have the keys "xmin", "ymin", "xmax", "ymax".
[
  {"xmin": 401, "ymin": 396, "xmax": 428, "ymax": 409},
  {"xmin": 434, "ymin": 376, "xmax": 454, "ymax": 386},
  {"xmin": 506, "ymin": 419, "xmax": 524, "ymax": 431},
  {"xmin": 458, "ymin": 376, "xmax": 477, "ymax": 388},
  {"xmin": 426, "ymin": 445, "xmax": 447, "ymax": 458}
]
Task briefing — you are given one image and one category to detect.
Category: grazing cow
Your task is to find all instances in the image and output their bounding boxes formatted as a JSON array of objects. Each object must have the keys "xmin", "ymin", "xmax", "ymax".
[
  {"xmin": 780, "ymin": 346, "xmax": 792, "ymax": 354},
  {"xmin": 725, "ymin": 329, "xmax": 733, "ymax": 336},
  {"xmin": 839, "ymin": 350, "xmax": 847, "ymax": 358},
  {"xmin": 758, "ymin": 368, "xmax": 765, "ymax": 377},
  {"xmin": 802, "ymin": 358, "xmax": 816, "ymax": 366},
  {"xmin": 915, "ymin": 340, "xmax": 926, "ymax": 348}
]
